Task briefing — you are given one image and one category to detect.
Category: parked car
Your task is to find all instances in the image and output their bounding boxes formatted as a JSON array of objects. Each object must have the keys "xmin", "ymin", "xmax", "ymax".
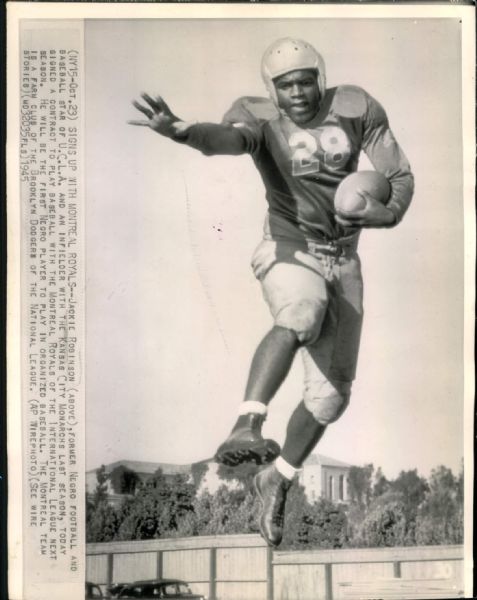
[
  {"xmin": 107, "ymin": 582, "xmax": 129, "ymax": 598},
  {"xmin": 85, "ymin": 581, "xmax": 104, "ymax": 599},
  {"xmin": 116, "ymin": 579, "xmax": 206, "ymax": 599}
]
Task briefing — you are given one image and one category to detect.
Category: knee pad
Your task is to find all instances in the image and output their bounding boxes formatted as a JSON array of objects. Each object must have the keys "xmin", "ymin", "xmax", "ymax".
[
  {"xmin": 275, "ymin": 300, "xmax": 325, "ymax": 345},
  {"xmin": 303, "ymin": 379, "xmax": 351, "ymax": 425}
]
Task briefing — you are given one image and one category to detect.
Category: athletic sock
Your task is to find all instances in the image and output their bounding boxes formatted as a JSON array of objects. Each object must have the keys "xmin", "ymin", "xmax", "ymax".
[
  {"xmin": 238, "ymin": 401, "xmax": 267, "ymax": 416},
  {"xmin": 275, "ymin": 456, "xmax": 301, "ymax": 480}
]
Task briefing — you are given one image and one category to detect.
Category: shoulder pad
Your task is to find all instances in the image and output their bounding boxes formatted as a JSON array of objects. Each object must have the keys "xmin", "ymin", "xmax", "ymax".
[
  {"xmin": 240, "ymin": 97, "xmax": 279, "ymax": 121},
  {"xmin": 223, "ymin": 96, "xmax": 278, "ymax": 125},
  {"xmin": 332, "ymin": 85, "xmax": 368, "ymax": 118}
]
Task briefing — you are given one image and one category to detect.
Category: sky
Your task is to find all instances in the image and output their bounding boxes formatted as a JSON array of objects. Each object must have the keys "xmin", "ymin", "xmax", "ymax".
[{"xmin": 84, "ymin": 17, "xmax": 467, "ymax": 481}]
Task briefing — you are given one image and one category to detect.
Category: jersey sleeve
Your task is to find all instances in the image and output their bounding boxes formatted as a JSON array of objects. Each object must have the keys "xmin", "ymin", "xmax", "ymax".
[
  {"xmin": 361, "ymin": 92, "xmax": 414, "ymax": 224},
  {"xmin": 172, "ymin": 121, "xmax": 253, "ymax": 156},
  {"xmin": 172, "ymin": 97, "xmax": 270, "ymax": 157},
  {"xmin": 170, "ymin": 96, "xmax": 269, "ymax": 156}
]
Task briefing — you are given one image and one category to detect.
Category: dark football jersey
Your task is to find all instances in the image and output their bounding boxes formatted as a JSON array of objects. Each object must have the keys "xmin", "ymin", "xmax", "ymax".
[{"xmin": 177, "ymin": 86, "xmax": 414, "ymax": 242}]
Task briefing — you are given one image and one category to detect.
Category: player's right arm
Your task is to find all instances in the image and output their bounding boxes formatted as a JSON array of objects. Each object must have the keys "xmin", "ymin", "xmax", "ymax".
[{"xmin": 129, "ymin": 93, "xmax": 259, "ymax": 156}]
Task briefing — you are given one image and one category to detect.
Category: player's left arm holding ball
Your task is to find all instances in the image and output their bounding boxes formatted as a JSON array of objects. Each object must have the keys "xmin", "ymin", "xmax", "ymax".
[{"xmin": 335, "ymin": 92, "xmax": 414, "ymax": 229}]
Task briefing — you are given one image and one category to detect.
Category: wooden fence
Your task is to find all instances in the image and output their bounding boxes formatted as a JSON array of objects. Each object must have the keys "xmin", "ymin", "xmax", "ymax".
[{"xmin": 86, "ymin": 535, "xmax": 465, "ymax": 600}]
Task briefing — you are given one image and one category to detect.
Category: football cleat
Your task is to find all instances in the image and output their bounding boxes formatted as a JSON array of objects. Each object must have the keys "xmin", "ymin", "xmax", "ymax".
[
  {"xmin": 254, "ymin": 464, "xmax": 292, "ymax": 547},
  {"xmin": 215, "ymin": 413, "xmax": 280, "ymax": 467}
]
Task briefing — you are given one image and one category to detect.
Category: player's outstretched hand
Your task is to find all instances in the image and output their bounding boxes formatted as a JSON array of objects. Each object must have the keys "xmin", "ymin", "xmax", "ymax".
[
  {"xmin": 335, "ymin": 194, "xmax": 396, "ymax": 228},
  {"xmin": 129, "ymin": 93, "xmax": 182, "ymax": 138}
]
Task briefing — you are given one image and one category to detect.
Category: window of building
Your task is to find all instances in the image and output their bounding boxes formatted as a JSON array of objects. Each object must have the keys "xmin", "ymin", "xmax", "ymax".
[
  {"xmin": 339, "ymin": 474, "xmax": 344, "ymax": 500},
  {"xmin": 328, "ymin": 475, "xmax": 333, "ymax": 500}
]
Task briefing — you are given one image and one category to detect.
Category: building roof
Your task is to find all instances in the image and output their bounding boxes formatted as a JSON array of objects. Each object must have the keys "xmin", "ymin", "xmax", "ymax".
[
  {"xmin": 87, "ymin": 453, "xmax": 352, "ymax": 477},
  {"xmin": 304, "ymin": 453, "xmax": 352, "ymax": 468},
  {"xmin": 86, "ymin": 460, "xmax": 192, "ymax": 476}
]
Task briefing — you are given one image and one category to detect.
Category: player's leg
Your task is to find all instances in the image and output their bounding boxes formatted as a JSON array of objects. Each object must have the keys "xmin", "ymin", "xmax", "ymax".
[
  {"xmin": 278, "ymin": 290, "xmax": 340, "ymax": 468},
  {"xmin": 253, "ymin": 401, "xmax": 328, "ymax": 547},
  {"xmin": 216, "ymin": 242, "xmax": 329, "ymax": 467},
  {"xmin": 243, "ymin": 325, "xmax": 300, "ymax": 405},
  {"xmin": 215, "ymin": 325, "xmax": 299, "ymax": 466},
  {"xmin": 281, "ymin": 401, "xmax": 327, "ymax": 467},
  {"xmin": 284, "ymin": 253, "xmax": 363, "ymax": 467},
  {"xmin": 254, "ymin": 304, "xmax": 336, "ymax": 547},
  {"xmin": 255, "ymin": 253, "xmax": 364, "ymax": 547}
]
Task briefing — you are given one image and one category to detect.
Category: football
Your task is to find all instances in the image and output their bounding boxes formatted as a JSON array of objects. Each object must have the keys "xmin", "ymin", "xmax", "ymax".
[{"xmin": 334, "ymin": 171, "xmax": 391, "ymax": 215}]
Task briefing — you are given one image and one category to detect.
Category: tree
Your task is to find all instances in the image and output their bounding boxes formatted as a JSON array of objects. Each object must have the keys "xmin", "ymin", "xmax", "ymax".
[
  {"xmin": 86, "ymin": 465, "xmax": 114, "ymax": 542},
  {"xmin": 357, "ymin": 500, "xmax": 408, "ymax": 547},
  {"xmin": 191, "ymin": 477, "xmax": 348, "ymax": 546},
  {"xmin": 86, "ymin": 501, "xmax": 120, "ymax": 543},
  {"xmin": 390, "ymin": 469, "xmax": 428, "ymax": 520},
  {"xmin": 86, "ymin": 465, "xmax": 120, "ymax": 542},
  {"xmin": 216, "ymin": 462, "xmax": 260, "ymax": 492},
  {"xmin": 109, "ymin": 465, "xmax": 141, "ymax": 495},
  {"xmin": 192, "ymin": 485, "xmax": 260, "ymax": 536},
  {"xmin": 281, "ymin": 484, "xmax": 348, "ymax": 550},
  {"xmin": 280, "ymin": 483, "xmax": 314, "ymax": 549},
  {"xmin": 341, "ymin": 464, "xmax": 375, "ymax": 545},
  {"xmin": 373, "ymin": 467, "xmax": 391, "ymax": 498},
  {"xmin": 415, "ymin": 466, "xmax": 463, "ymax": 545},
  {"xmin": 303, "ymin": 499, "xmax": 349, "ymax": 549},
  {"xmin": 347, "ymin": 464, "xmax": 374, "ymax": 508},
  {"xmin": 92, "ymin": 464, "xmax": 109, "ymax": 507},
  {"xmin": 190, "ymin": 461, "xmax": 209, "ymax": 490},
  {"xmin": 85, "ymin": 493, "xmax": 95, "ymax": 538},
  {"xmin": 456, "ymin": 461, "xmax": 464, "ymax": 506},
  {"xmin": 116, "ymin": 470, "xmax": 196, "ymax": 540}
]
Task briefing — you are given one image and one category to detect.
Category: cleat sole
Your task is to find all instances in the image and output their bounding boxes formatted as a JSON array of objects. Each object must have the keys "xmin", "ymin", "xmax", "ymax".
[{"xmin": 215, "ymin": 439, "xmax": 280, "ymax": 467}]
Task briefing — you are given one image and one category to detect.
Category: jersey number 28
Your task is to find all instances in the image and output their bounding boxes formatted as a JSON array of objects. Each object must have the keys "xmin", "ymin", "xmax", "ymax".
[{"xmin": 289, "ymin": 127, "xmax": 351, "ymax": 177}]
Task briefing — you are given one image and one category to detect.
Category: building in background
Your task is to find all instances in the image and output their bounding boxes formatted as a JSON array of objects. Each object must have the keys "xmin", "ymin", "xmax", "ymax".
[
  {"xmin": 86, "ymin": 460, "xmax": 192, "ymax": 507},
  {"xmin": 299, "ymin": 454, "xmax": 351, "ymax": 504},
  {"xmin": 86, "ymin": 454, "xmax": 352, "ymax": 506}
]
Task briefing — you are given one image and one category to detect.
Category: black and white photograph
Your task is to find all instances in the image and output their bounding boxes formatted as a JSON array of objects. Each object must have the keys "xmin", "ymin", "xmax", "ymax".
[{"xmin": 7, "ymin": 4, "xmax": 475, "ymax": 600}]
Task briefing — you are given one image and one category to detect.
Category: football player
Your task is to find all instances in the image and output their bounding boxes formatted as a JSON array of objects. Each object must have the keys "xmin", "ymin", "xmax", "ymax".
[{"xmin": 130, "ymin": 38, "xmax": 414, "ymax": 547}]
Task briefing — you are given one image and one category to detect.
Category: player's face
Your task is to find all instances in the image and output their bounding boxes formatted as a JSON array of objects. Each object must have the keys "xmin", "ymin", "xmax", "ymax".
[{"xmin": 273, "ymin": 69, "xmax": 321, "ymax": 125}]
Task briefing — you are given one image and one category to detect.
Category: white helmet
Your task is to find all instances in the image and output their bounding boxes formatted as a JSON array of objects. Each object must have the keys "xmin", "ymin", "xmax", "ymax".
[{"xmin": 261, "ymin": 38, "xmax": 326, "ymax": 104}]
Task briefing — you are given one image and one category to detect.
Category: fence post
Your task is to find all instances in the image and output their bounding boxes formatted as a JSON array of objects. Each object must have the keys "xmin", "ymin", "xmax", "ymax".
[
  {"xmin": 324, "ymin": 563, "xmax": 333, "ymax": 600},
  {"xmin": 266, "ymin": 546, "xmax": 274, "ymax": 600},
  {"xmin": 156, "ymin": 550, "xmax": 163, "ymax": 579},
  {"xmin": 107, "ymin": 553, "xmax": 114, "ymax": 589},
  {"xmin": 209, "ymin": 547, "xmax": 217, "ymax": 600},
  {"xmin": 393, "ymin": 561, "xmax": 402, "ymax": 578}
]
